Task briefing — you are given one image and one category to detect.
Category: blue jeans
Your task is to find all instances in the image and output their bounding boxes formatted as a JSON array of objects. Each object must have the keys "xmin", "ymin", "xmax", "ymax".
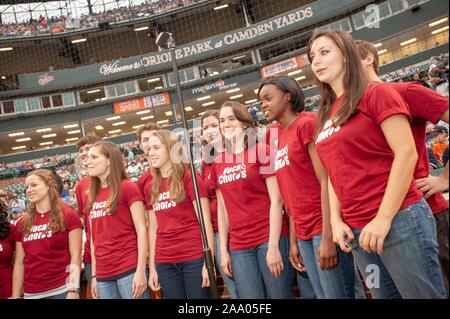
[
  {"xmin": 230, "ymin": 235, "xmax": 294, "ymax": 299},
  {"xmin": 97, "ymin": 271, "xmax": 150, "ymax": 299},
  {"xmin": 294, "ymin": 270, "xmax": 317, "ymax": 299},
  {"xmin": 298, "ymin": 234, "xmax": 356, "ymax": 299},
  {"xmin": 214, "ymin": 232, "xmax": 238, "ymax": 299},
  {"xmin": 156, "ymin": 258, "xmax": 211, "ymax": 299},
  {"xmin": 351, "ymin": 199, "xmax": 447, "ymax": 299}
]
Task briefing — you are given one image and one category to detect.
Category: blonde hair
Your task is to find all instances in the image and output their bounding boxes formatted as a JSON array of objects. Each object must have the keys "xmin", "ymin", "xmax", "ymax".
[
  {"xmin": 22, "ymin": 169, "xmax": 65, "ymax": 236},
  {"xmin": 150, "ymin": 130, "xmax": 187, "ymax": 205}
]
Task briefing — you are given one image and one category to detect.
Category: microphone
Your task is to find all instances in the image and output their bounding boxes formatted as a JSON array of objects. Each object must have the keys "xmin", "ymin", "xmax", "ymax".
[{"xmin": 155, "ymin": 32, "xmax": 173, "ymax": 49}]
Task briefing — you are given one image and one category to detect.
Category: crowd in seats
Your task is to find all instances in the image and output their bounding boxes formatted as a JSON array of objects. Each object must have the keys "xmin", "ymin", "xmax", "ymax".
[{"xmin": 0, "ymin": 0, "xmax": 202, "ymax": 38}]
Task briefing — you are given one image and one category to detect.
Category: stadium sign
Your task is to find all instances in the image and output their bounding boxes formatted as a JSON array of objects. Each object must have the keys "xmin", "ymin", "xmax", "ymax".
[
  {"xmin": 113, "ymin": 92, "xmax": 170, "ymax": 114},
  {"xmin": 261, "ymin": 55, "xmax": 308, "ymax": 79},
  {"xmin": 18, "ymin": 0, "xmax": 370, "ymax": 91}
]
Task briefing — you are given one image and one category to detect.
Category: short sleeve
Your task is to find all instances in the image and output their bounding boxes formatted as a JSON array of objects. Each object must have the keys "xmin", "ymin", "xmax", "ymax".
[
  {"xmin": 63, "ymin": 205, "xmax": 83, "ymax": 232},
  {"xmin": 405, "ymin": 82, "xmax": 448, "ymax": 124},
  {"xmin": 256, "ymin": 143, "xmax": 276, "ymax": 179},
  {"xmin": 122, "ymin": 180, "xmax": 145, "ymax": 207},
  {"xmin": 184, "ymin": 171, "xmax": 208, "ymax": 202},
  {"xmin": 365, "ymin": 83, "xmax": 412, "ymax": 126},
  {"xmin": 74, "ymin": 179, "xmax": 86, "ymax": 217},
  {"xmin": 14, "ymin": 218, "xmax": 24, "ymax": 242},
  {"xmin": 298, "ymin": 112, "xmax": 317, "ymax": 146}
]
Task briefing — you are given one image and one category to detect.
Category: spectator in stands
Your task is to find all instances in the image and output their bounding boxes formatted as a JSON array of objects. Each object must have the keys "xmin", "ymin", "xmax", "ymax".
[
  {"xmin": 11, "ymin": 169, "xmax": 82, "ymax": 299},
  {"xmin": 426, "ymin": 123, "xmax": 436, "ymax": 143},
  {"xmin": 413, "ymin": 72, "xmax": 430, "ymax": 88},
  {"xmin": 308, "ymin": 29, "xmax": 446, "ymax": 298},
  {"xmin": 74, "ymin": 135, "xmax": 102, "ymax": 299},
  {"xmin": 200, "ymin": 110, "xmax": 238, "ymax": 299},
  {"xmin": 258, "ymin": 75, "xmax": 361, "ymax": 299},
  {"xmin": 358, "ymin": 39, "xmax": 450, "ymax": 295},
  {"xmin": 85, "ymin": 141, "xmax": 148, "ymax": 299},
  {"xmin": 428, "ymin": 64, "xmax": 446, "ymax": 91},
  {"xmin": 135, "ymin": 123, "xmax": 160, "ymax": 214},
  {"xmin": 147, "ymin": 130, "xmax": 213, "ymax": 299},
  {"xmin": 442, "ymin": 146, "xmax": 449, "ymax": 166},
  {"xmin": 430, "ymin": 125, "xmax": 449, "ymax": 164},
  {"xmin": 61, "ymin": 182, "xmax": 70, "ymax": 199},
  {"xmin": 248, "ymin": 105, "xmax": 259, "ymax": 124},
  {"xmin": 0, "ymin": 198, "xmax": 15, "ymax": 299},
  {"xmin": 211, "ymin": 101, "xmax": 293, "ymax": 299}
]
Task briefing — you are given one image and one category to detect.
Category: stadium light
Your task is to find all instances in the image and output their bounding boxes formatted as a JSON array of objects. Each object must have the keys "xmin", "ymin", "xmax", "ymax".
[
  {"xmin": 197, "ymin": 95, "xmax": 211, "ymax": 101},
  {"xmin": 95, "ymin": 125, "xmax": 104, "ymax": 130},
  {"xmin": 214, "ymin": 4, "xmax": 229, "ymax": 10},
  {"xmin": 37, "ymin": 128, "xmax": 52, "ymax": 133},
  {"xmin": 0, "ymin": 47, "xmax": 13, "ymax": 52},
  {"xmin": 40, "ymin": 141, "xmax": 54, "ymax": 146},
  {"xmin": 68, "ymin": 130, "xmax": 81, "ymax": 135},
  {"xmin": 295, "ymin": 76, "xmax": 306, "ymax": 81},
  {"xmin": 8, "ymin": 132, "xmax": 25, "ymax": 137},
  {"xmin": 156, "ymin": 119, "xmax": 169, "ymax": 125},
  {"xmin": 42, "ymin": 133, "xmax": 57, "ymax": 138},
  {"xmin": 147, "ymin": 77, "xmax": 161, "ymax": 83},
  {"xmin": 1, "ymin": 76, "xmax": 6, "ymax": 80},
  {"xmin": 112, "ymin": 121, "xmax": 126, "ymax": 126},
  {"xmin": 288, "ymin": 70, "xmax": 302, "ymax": 76},
  {"xmin": 16, "ymin": 138, "xmax": 31, "ymax": 142},
  {"xmin": 108, "ymin": 129, "xmax": 122, "ymax": 134},
  {"xmin": 63, "ymin": 124, "xmax": 79, "ymax": 129},
  {"xmin": 12, "ymin": 146, "xmax": 26, "ymax": 150},
  {"xmin": 432, "ymin": 26, "xmax": 449, "ymax": 35},
  {"xmin": 134, "ymin": 26, "xmax": 149, "ymax": 32},
  {"xmin": 87, "ymin": 89, "xmax": 101, "ymax": 94},
  {"xmin": 165, "ymin": 111, "xmax": 173, "ymax": 116},
  {"xmin": 245, "ymin": 99, "xmax": 258, "ymax": 104},
  {"xmin": 400, "ymin": 38, "xmax": 417, "ymax": 46},
  {"xmin": 106, "ymin": 116, "xmax": 121, "ymax": 121},
  {"xmin": 185, "ymin": 106, "xmax": 193, "ymax": 112},
  {"xmin": 71, "ymin": 38, "xmax": 87, "ymax": 44},
  {"xmin": 230, "ymin": 94, "xmax": 243, "ymax": 99},
  {"xmin": 202, "ymin": 101, "xmax": 215, "ymax": 106},
  {"xmin": 226, "ymin": 88, "xmax": 240, "ymax": 94},
  {"xmin": 377, "ymin": 49, "xmax": 388, "ymax": 55},
  {"xmin": 232, "ymin": 55, "xmax": 247, "ymax": 60},
  {"xmin": 373, "ymin": 42, "xmax": 382, "ymax": 48},
  {"xmin": 66, "ymin": 137, "xmax": 79, "ymax": 142},
  {"xmin": 136, "ymin": 110, "xmax": 151, "ymax": 115},
  {"xmin": 141, "ymin": 115, "xmax": 155, "ymax": 120},
  {"xmin": 132, "ymin": 125, "xmax": 144, "ymax": 129}
]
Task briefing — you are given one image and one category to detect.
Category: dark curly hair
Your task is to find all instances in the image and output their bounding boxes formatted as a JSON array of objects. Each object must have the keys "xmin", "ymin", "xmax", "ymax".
[{"xmin": 0, "ymin": 199, "xmax": 10, "ymax": 240}]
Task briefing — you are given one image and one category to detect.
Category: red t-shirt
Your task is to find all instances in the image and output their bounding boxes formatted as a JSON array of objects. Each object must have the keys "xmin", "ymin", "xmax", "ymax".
[
  {"xmin": 136, "ymin": 171, "xmax": 153, "ymax": 210},
  {"xmin": 211, "ymin": 143, "xmax": 289, "ymax": 251},
  {"xmin": 315, "ymin": 83, "xmax": 423, "ymax": 229},
  {"xmin": 16, "ymin": 204, "xmax": 82, "ymax": 294},
  {"xmin": 387, "ymin": 82, "xmax": 449, "ymax": 214},
  {"xmin": 152, "ymin": 170, "xmax": 207, "ymax": 263},
  {"xmin": 0, "ymin": 224, "xmax": 15, "ymax": 298},
  {"xmin": 89, "ymin": 179, "xmax": 144, "ymax": 279},
  {"xmin": 201, "ymin": 161, "xmax": 218, "ymax": 233},
  {"xmin": 262, "ymin": 123, "xmax": 281, "ymax": 150},
  {"xmin": 275, "ymin": 112, "xmax": 323, "ymax": 240},
  {"xmin": 75, "ymin": 176, "xmax": 91, "ymax": 264}
]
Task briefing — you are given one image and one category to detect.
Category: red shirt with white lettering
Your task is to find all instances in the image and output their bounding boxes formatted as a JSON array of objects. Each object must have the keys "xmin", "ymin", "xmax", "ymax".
[
  {"xmin": 201, "ymin": 161, "xmax": 218, "ymax": 233},
  {"xmin": 89, "ymin": 179, "xmax": 144, "ymax": 279},
  {"xmin": 0, "ymin": 223, "xmax": 15, "ymax": 298},
  {"xmin": 275, "ymin": 112, "xmax": 323, "ymax": 240},
  {"xmin": 152, "ymin": 170, "xmax": 207, "ymax": 263},
  {"xmin": 136, "ymin": 171, "xmax": 153, "ymax": 210},
  {"xmin": 15, "ymin": 204, "xmax": 82, "ymax": 294},
  {"xmin": 75, "ymin": 176, "xmax": 91, "ymax": 264},
  {"xmin": 211, "ymin": 143, "xmax": 289, "ymax": 250},
  {"xmin": 387, "ymin": 82, "xmax": 449, "ymax": 214},
  {"xmin": 315, "ymin": 83, "xmax": 423, "ymax": 229}
]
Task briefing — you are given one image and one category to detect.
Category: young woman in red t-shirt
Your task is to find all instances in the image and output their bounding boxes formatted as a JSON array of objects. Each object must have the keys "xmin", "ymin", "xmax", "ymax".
[
  {"xmin": 258, "ymin": 75, "xmax": 358, "ymax": 299},
  {"xmin": 12, "ymin": 169, "xmax": 82, "ymax": 299},
  {"xmin": 0, "ymin": 199, "xmax": 15, "ymax": 299},
  {"xmin": 308, "ymin": 29, "xmax": 446, "ymax": 298},
  {"xmin": 211, "ymin": 101, "xmax": 293, "ymax": 299},
  {"xmin": 200, "ymin": 110, "xmax": 238, "ymax": 299},
  {"xmin": 147, "ymin": 130, "xmax": 214, "ymax": 299},
  {"xmin": 86, "ymin": 141, "xmax": 148, "ymax": 299}
]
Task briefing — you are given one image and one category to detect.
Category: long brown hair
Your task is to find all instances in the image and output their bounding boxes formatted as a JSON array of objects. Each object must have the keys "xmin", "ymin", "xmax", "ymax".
[
  {"xmin": 218, "ymin": 101, "xmax": 257, "ymax": 152},
  {"xmin": 150, "ymin": 130, "xmax": 187, "ymax": 205},
  {"xmin": 307, "ymin": 29, "xmax": 368, "ymax": 132},
  {"xmin": 85, "ymin": 141, "xmax": 128, "ymax": 215},
  {"xmin": 22, "ymin": 169, "xmax": 65, "ymax": 236}
]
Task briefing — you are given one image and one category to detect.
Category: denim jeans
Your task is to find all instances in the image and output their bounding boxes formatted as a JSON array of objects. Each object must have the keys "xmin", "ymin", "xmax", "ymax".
[
  {"xmin": 156, "ymin": 258, "xmax": 211, "ymax": 299},
  {"xmin": 97, "ymin": 271, "xmax": 150, "ymax": 299},
  {"xmin": 294, "ymin": 270, "xmax": 317, "ymax": 299},
  {"xmin": 434, "ymin": 209, "xmax": 449, "ymax": 296},
  {"xmin": 44, "ymin": 291, "xmax": 68, "ymax": 299},
  {"xmin": 351, "ymin": 199, "xmax": 446, "ymax": 299},
  {"xmin": 230, "ymin": 235, "xmax": 294, "ymax": 299},
  {"xmin": 298, "ymin": 234, "xmax": 357, "ymax": 299},
  {"xmin": 214, "ymin": 232, "xmax": 238, "ymax": 299}
]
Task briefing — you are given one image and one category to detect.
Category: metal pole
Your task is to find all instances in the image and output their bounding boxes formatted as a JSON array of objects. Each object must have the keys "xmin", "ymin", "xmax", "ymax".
[{"xmin": 158, "ymin": 33, "xmax": 218, "ymax": 299}]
